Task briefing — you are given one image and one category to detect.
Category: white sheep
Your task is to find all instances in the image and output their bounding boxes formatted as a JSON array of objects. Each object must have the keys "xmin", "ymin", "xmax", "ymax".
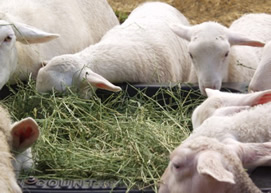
[
  {"xmin": 160, "ymin": 89, "xmax": 271, "ymax": 193},
  {"xmin": 171, "ymin": 13, "xmax": 271, "ymax": 95},
  {"xmin": 36, "ymin": 2, "xmax": 197, "ymax": 98},
  {"xmin": 0, "ymin": 105, "xmax": 40, "ymax": 193},
  {"xmin": 249, "ymin": 41, "xmax": 271, "ymax": 91},
  {"xmin": 191, "ymin": 88, "xmax": 271, "ymax": 128},
  {"xmin": 0, "ymin": 0, "xmax": 119, "ymax": 90}
]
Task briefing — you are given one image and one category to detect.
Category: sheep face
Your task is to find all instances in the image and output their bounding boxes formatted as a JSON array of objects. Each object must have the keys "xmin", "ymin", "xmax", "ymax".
[
  {"xmin": 171, "ymin": 22, "xmax": 231, "ymax": 95},
  {"xmin": 36, "ymin": 55, "xmax": 77, "ymax": 93},
  {"xmin": 189, "ymin": 30, "xmax": 231, "ymax": 95},
  {"xmin": 36, "ymin": 55, "xmax": 121, "ymax": 98},
  {"xmin": 171, "ymin": 22, "xmax": 264, "ymax": 95},
  {"xmin": 0, "ymin": 17, "xmax": 59, "ymax": 89},
  {"xmin": 249, "ymin": 41, "xmax": 271, "ymax": 92},
  {"xmin": 160, "ymin": 137, "xmax": 270, "ymax": 193},
  {"xmin": 0, "ymin": 21, "xmax": 17, "ymax": 89},
  {"xmin": 160, "ymin": 137, "xmax": 237, "ymax": 193}
]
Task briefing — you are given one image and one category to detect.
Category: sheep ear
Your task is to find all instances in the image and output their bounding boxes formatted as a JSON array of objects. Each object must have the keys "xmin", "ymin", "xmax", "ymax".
[
  {"xmin": 207, "ymin": 88, "xmax": 271, "ymax": 106},
  {"xmin": 252, "ymin": 90, "xmax": 271, "ymax": 105},
  {"xmin": 243, "ymin": 89, "xmax": 271, "ymax": 106},
  {"xmin": 228, "ymin": 31, "xmax": 265, "ymax": 47},
  {"xmin": 197, "ymin": 151, "xmax": 235, "ymax": 184},
  {"xmin": 13, "ymin": 22, "xmax": 59, "ymax": 44},
  {"xmin": 234, "ymin": 142, "xmax": 271, "ymax": 170},
  {"xmin": 11, "ymin": 118, "xmax": 40, "ymax": 153},
  {"xmin": 84, "ymin": 70, "xmax": 122, "ymax": 92},
  {"xmin": 170, "ymin": 24, "xmax": 192, "ymax": 41}
]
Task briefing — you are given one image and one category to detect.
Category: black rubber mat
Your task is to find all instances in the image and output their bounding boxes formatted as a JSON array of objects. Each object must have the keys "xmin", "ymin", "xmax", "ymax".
[{"xmin": 96, "ymin": 82, "xmax": 248, "ymax": 100}]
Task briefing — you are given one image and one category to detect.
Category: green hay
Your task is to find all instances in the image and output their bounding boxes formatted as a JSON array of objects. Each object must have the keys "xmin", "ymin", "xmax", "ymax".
[{"xmin": 3, "ymin": 80, "xmax": 204, "ymax": 190}]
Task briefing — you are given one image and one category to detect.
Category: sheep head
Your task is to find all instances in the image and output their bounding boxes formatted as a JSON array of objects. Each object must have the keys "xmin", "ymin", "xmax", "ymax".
[
  {"xmin": 0, "ymin": 16, "xmax": 59, "ymax": 89},
  {"xmin": 159, "ymin": 137, "xmax": 261, "ymax": 193},
  {"xmin": 170, "ymin": 22, "xmax": 264, "ymax": 95},
  {"xmin": 36, "ymin": 54, "xmax": 121, "ymax": 99}
]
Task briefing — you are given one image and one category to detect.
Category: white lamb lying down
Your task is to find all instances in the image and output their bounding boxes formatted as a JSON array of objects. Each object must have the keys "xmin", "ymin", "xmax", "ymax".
[
  {"xmin": 0, "ymin": 0, "xmax": 119, "ymax": 90},
  {"xmin": 0, "ymin": 105, "xmax": 39, "ymax": 193},
  {"xmin": 160, "ymin": 89, "xmax": 271, "ymax": 193},
  {"xmin": 171, "ymin": 13, "xmax": 271, "ymax": 95},
  {"xmin": 192, "ymin": 88, "xmax": 271, "ymax": 128},
  {"xmin": 36, "ymin": 2, "xmax": 197, "ymax": 98},
  {"xmin": 249, "ymin": 41, "xmax": 271, "ymax": 91}
]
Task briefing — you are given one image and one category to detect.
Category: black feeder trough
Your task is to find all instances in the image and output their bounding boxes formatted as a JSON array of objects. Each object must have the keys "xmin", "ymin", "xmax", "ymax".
[{"xmin": 1, "ymin": 82, "xmax": 270, "ymax": 193}]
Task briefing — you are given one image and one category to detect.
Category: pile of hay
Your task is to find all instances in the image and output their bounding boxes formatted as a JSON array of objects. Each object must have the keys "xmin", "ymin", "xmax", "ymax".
[{"xmin": 4, "ymin": 81, "xmax": 203, "ymax": 189}]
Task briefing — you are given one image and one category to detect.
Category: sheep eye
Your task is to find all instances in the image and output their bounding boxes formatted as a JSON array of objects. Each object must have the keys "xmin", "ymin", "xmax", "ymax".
[
  {"xmin": 173, "ymin": 163, "xmax": 181, "ymax": 169},
  {"xmin": 4, "ymin": 35, "xmax": 12, "ymax": 42},
  {"xmin": 225, "ymin": 51, "xmax": 229, "ymax": 57}
]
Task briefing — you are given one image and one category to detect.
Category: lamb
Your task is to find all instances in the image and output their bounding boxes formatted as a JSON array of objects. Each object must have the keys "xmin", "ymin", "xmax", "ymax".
[
  {"xmin": 0, "ymin": 105, "xmax": 40, "ymax": 193},
  {"xmin": 0, "ymin": 0, "xmax": 119, "ymax": 90},
  {"xmin": 36, "ymin": 2, "xmax": 197, "ymax": 98},
  {"xmin": 191, "ymin": 88, "xmax": 271, "ymax": 128},
  {"xmin": 249, "ymin": 41, "xmax": 271, "ymax": 92},
  {"xmin": 171, "ymin": 13, "xmax": 271, "ymax": 95},
  {"xmin": 160, "ymin": 89, "xmax": 271, "ymax": 193}
]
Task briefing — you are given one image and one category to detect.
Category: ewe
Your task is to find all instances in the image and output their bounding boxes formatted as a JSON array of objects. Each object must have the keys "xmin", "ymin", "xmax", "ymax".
[
  {"xmin": 36, "ymin": 2, "xmax": 197, "ymax": 98},
  {"xmin": 0, "ymin": 0, "xmax": 119, "ymax": 90},
  {"xmin": 0, "ymin": 105, "xmax": 39, "ymax": 193},
  {"xmin": 160, "ymin": 89, "xmax": 271, "ymax": 193},
  {"xmin": 171, "ymin": 13, "xmax": 271, "ymax": 95}
]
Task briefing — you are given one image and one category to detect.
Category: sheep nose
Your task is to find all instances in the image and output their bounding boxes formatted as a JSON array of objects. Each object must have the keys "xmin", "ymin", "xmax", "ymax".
[{"xmin": 200, "ymin": 80, "xmax": 221, "ymax": 96}]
